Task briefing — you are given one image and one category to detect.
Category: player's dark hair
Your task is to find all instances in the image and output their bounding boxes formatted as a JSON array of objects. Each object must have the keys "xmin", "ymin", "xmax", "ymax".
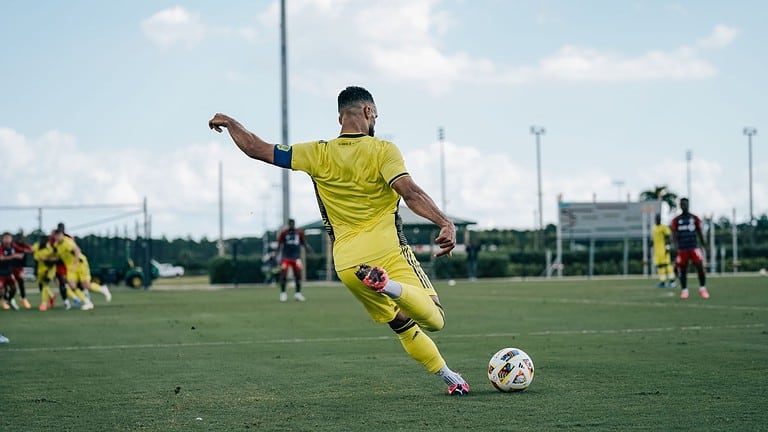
[
  {"xmin": 1, "ymin": 232, "xmax": 11, "ymax": 237},
  {"xmin": 338, "ymin": 86, "xmax": 375, "ymax": 113}
]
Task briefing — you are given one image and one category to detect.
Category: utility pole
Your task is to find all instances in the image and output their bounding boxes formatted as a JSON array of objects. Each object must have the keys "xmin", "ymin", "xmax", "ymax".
[
  {"xmin": 685, "ymin": 150, "xmax": 692, "ymax": 203},
  {"xmin": 612, "ymin": 180, "xmax": 625, "ymax": 201},
  {"xmin": 438, "ymin": 127, "xmax": 447, "ymax": 212},
  {"xmin": 531, "ymin": 126, "xmax": 546, "ymax": 248},
  {"xmin": 217, "ymin": 161, "xmax": 224, "ymax": 256},
  {"xmin": 743, "ymin": 127, "xmax": 757, "ymax": 224},
  {"xmin": 279, "ymin": 0, "xmax": 290, "ymax": 225}
]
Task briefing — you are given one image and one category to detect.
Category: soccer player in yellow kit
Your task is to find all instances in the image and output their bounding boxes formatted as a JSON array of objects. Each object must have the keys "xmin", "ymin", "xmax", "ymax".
[
  {"xmin": 32, "ymin": 236, "xmax": 59, "ymax": 311},
  {"xmin": 651, "ymin": 214, "xmax": 676, "ymax": 288},
  {"xmin": 52, "ymin": 229, "xmax": 111, "ymax": 310},
  {"xmin": 209, "ymin": 86, "xmax": 469, "ymax": 395}
]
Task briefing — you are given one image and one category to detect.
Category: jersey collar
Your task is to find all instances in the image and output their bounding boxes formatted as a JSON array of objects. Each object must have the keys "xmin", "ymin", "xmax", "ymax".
[{"xmin": 338, "ymin": 133, "xmax": 367, "ymax": 138}]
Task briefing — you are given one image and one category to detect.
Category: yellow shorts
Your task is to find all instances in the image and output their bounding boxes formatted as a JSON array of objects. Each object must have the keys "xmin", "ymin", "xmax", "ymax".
[
  {"xmin": 337, "ymin": 245, "xmax": 437, "ymax": 324},
  {"xmin": 37, "ymin": 265, "xmax": 56, "ymax": 283},
  {"xmin": 654, "ymin": 249, "xmax": 672, "ymax": 267},
  {"xmin": 67, "ymin": 260, "xmax": 92, "ymax": 284}
]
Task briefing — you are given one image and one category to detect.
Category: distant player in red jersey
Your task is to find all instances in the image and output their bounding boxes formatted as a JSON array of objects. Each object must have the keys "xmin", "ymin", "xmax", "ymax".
[
  {"xmin": 11, "ymin": 233, "xmax": 34, "ymax": 309},
  {"xmin": 1, "ymin": 232, "xmax": 24, "ymax": 310},
  {"xmin": 276, "ymin": 219, "xmax": 310, "ymax": 302},
  {"xmin": 670, "ymin": 198, "xmax": 709, "ymax": 299}
]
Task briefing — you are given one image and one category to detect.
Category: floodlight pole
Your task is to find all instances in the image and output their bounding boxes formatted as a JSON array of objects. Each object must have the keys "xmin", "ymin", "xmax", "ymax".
[
  {"xmin": 531, "ymin": 126, "xmax": 545, "ymax": 248},
  {"xmin": 744, "ymin": 127, "xmax": 757, "ymax": 224},
  {"xmin": 217, "ymin": 161, "xmax": 224, "ymax": 257},
  {"xmin": 612, "ymin": 180, "xmax": 625, "ymax": 201},
  {"xmin": 438, "ymin": 127, "xmax": 447, "ymax": 212},
  {"xmin": 143, "ymin": 197, "xmax": 151, "ymax": 289},
  {"xmin": 685, "ymin": 150, "xmax": 692, "ymax": 203},
  {"xmin": 279, "ymin": 0, "xmax": 290, "ymax": 225}
]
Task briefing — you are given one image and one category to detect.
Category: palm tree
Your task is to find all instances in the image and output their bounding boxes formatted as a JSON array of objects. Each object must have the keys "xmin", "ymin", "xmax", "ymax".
[{"xmin": 639, "ymin": 185, "xmax": 678, "ymax": 213}]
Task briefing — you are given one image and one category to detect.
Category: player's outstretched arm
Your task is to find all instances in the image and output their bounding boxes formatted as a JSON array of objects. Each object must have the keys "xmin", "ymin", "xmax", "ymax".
[
  {"xmin": 209, "ymin": 113, "xmax": 275, "ymax": 164},
  {"xmin": 392, "ymin": 176, "xmax": 455, "ymax": 257}
]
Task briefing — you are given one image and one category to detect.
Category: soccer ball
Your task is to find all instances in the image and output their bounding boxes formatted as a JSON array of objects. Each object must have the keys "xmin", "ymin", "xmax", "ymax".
[{"xmin": 488, "ymin": 347, "xmax": 534, "ymax": 392}]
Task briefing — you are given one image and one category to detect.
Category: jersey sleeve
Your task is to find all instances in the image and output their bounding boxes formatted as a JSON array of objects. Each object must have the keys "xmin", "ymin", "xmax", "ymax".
[
  {"xmin": 274, "ymin": 141, "xmax": 317, "ymax": 176},
  {"xmin": 379, "ymin": 141, "xmax": 409, "ymax": 186}
]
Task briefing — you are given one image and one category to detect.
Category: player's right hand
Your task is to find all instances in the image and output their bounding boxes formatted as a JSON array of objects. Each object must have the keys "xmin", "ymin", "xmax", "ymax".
[
  {"xmin": 434, "ymin": 224, "xmax": 456, "ymax": 257},
  {"xmin": 208, "ymin": 113, "xmax": 231, "ymax": 132}
]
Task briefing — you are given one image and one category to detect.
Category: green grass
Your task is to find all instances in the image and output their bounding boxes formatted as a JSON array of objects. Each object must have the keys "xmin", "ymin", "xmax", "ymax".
[
  {"xmin": 152, "ymin": 275, "xmax": 209, "ymax": 286},
  {"xmin": 1, "ymin": 276, "xmax": 767, "ymax": 431}
]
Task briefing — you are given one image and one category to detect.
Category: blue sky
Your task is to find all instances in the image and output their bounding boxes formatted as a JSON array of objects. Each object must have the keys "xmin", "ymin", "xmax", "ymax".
[{"xmin": 1, "ymin": 0, "xmax": 765, "ymax": 239}]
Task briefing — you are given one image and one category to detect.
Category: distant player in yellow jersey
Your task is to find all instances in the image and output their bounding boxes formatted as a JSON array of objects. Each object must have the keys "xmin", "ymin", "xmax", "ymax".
[
  {"xmin": 52, "ymin": 229, "xmax": 111, "ymax": 310},
  {"xmin": 32, "ymin": 236, "xmax": 59, "ymax": 311},
  {"xmin": 651, "ymin": 214, "xmax": 676, "ymax": 288},
  {"xmin": 210, "ymin": 86, "xmax": 469, "ymax": 395}
]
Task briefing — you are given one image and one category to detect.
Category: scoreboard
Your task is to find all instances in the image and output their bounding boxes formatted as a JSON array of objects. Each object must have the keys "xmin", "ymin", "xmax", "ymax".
[{"xmin": 559, "ymin": 201, "xmax": 661, "ymax": 240}]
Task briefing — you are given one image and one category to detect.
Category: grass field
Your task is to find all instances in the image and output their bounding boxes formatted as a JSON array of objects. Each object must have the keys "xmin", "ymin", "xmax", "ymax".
[{"xmin": 1, "ymin": 276, "xmax": 767, "ymax": 431}]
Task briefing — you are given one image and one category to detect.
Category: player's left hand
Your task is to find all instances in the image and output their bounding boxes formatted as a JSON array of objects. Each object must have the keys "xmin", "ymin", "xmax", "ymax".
[
  {"xmin": 208, "ymin": 113, "xmax": 231, "ymax": 132},
  {"xmin": 434, "ymin": 224, "xmax": 456, "ymax": 257}
]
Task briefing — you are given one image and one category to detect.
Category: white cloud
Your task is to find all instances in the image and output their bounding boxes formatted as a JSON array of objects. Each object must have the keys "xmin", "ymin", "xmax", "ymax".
[
  {"xmin": 0, "ymin": 128, "xmax": 314, "ymax": 238},
  {"xmin": 526, "ymin": 44, "xmax": 717, "ymax": 82},
  {"xmin": 1, "ymin": 128, "xmax": 764, "ymax": 237},
  {"xmin": 698, "ymin": 24, "xmax": 739, "ymax": 49},
  {"xmin": 402, "ymin": 140, "xmax": 765, "ymax": 230},
  {"xmin": 254, "ymin": 0, "xmax": 737, "ymax": 92},
  {"xmin": 141, "ymin": 6, "xmax": 205, "ymax": 48}
]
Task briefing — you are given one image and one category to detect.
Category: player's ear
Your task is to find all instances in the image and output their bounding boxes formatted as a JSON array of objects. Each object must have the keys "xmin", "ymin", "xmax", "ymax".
[{"xmin": 338, "ymin": 114, "xmax": 342, "ymax": 125}]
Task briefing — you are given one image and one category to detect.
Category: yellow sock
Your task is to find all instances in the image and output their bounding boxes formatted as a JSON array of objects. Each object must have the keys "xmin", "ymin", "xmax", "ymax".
[
  {"xmin": 70, "ymin": 288, "xmax": 88, "ymax": 303},
  {"xmin": 89, "ymin": 283, "xmax": 102, "ymax": 293},
  {"xmin": 41, "ymin": 286, "xmax": 50, "ymax": 305},
  {"xmin": 393, "ymin": 283, "xmax": 445, "ymax": 332},
  {"xmin": 397, "ymin": 324, "xmax": 446, "ymax": 373}
]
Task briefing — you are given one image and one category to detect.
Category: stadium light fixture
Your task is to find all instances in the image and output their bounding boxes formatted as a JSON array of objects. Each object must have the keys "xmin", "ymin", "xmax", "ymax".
[
  {"xmin": 530, "ymin": 126, "xmax": 546, "ymax": 238},
  {"xmin": 743, "ymin": 127, "xmax": 757, "ymax": 224},
  {"xmin": 685, "ymin": 150, "xmax": 692, "ymax": 204},
  {"xmin": 612, "ymin": 179, "xmax": 625, "ymax": 201}
]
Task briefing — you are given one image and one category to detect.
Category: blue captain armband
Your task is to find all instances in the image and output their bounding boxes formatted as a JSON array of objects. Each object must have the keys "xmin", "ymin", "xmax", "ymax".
[{"xmin": 273, "ymin": 144, "xmax": 293, "ymax": 168}]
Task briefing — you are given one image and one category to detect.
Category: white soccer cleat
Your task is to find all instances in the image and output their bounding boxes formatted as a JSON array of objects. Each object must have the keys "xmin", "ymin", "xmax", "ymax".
[
  {"xmin": 9, "ymin": 299, "xmax": 19, "ymax": 311},
  {"xmin": 0, "ymin": 334, "xmax": 9, "ymax": 344},
  {"xmin": 294, "ymin": 292, "xmax": 306, "ymax": 302},
  {"xmin": 81, "ymin": 302, "xmax": 95, "ymax": 311},
  {"xmin": 64, "ymin": 299, "xmax": 72, "ymax": 310},
  {"xmin": 279, "ymin": 292, "xmax": 288, "ymax": 302},
  {"xmin": 102, "ymin": 285, "xmax": 112, "ymax": 302}
]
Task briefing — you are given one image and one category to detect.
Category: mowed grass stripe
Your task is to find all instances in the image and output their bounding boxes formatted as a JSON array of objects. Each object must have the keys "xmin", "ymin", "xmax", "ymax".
[
  {"xmin": 5, "ymin": 322, "xmax": 763, "ymax": 353},
  {"xmin": 469, "ymin": 295, "xmax": 768, "ymax": 311}
]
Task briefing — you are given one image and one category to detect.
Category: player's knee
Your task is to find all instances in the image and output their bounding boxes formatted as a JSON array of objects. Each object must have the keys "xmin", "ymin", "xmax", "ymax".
[
  {"xmin": 421, "ymin": 307, "xmax": 445, "ymax": 332},
  {"xmin": 388, "ymin": 316, "xmax": 417, "ymax": 334}
]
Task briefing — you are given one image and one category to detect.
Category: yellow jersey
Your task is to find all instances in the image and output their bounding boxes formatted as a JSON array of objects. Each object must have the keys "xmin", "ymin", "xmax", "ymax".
[
  {"xmin": 277, "ymin": 133, "xmax": 409, "ymax": 270},
  {"xmin": 651, "ymin": 223, "xmax": 672, "ymax": 254},
  {"xmin": 54, "ymin": 236, "xmax": 80, "ymax": 267},
  {"xmin": 32, "ymin": 242, "xmax": 56, "ymax": 264}
]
